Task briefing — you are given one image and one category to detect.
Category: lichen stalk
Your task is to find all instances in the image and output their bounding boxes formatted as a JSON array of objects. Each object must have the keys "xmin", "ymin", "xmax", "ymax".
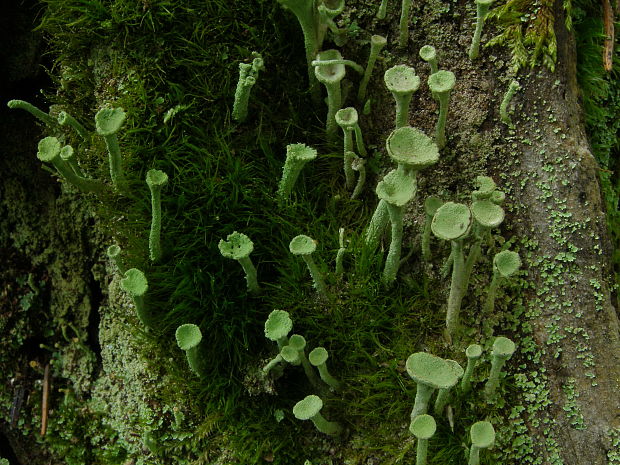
[
  {"xmin": 395, "ymin": 92, "xmax": 414, "ymax": 129},
  {"xmin": 103, "ymin": 133, "xmax": 125, "ymax": 190},
  {"xmin": 53, "ymin": 157, "xmax": 105, "ymax": 193},
  {"xmin": 276, "ymin": 0, "xmax": 320, "ymax": 101},
  {"xmin": 446, "ymin": 240, "xmax": 465, "ymax": 337},
  {"xmin": 351, "ymin": 157, "xmax": 366, "ymax": 200},
  {"xmin": 335, "ymin": 228, "xmax": 346, "ymax": 275},
  {"xmin": 262, "ymin": 354, "xmax": 283, "ymax": 376},
  {"xmin": 382, "ymin": 202, "xmax": 405, "ymax": 285},
  {"xmin": 461, "ymin": 354, "xmax": 479, "ymax": 393},
  {"xmin": 232, "ymin": 65, "xmax": 256, "ymax": 123},
  {"xmin": 146, "ymin": 170, "xmax": 168, "ymax": 263},
  {"xmin": 311, "ymin": 411, "xmax": 342, "ymax": 436},
  {"xmin": 500, "ymin": 80, "xmax": 520, "ymax": 127},
  {"xmin": 377, "ymin": 0, "xmax": 388, "ymax": 19},
  {"xmin": 469, "ymin": 0, "xmax": 493, "ymax": 60},
  {"xmin": 399, "ymin": 0, "xmax": 413, "ymax": 48},
  {"xmin": 421, "ymin": 216, "xmax": 433, "ymax": 262},
  {"xmin": 433, "ymin": 388, "xmax": 450, "ymax": 416},
  {"xmin": 411, "ymin": 383, "xmax": 434, "ymax": 420},
  {"xmin": 365, "ymin": 199, "xmax": 389, "ymax": 250},
  {"xmin": 484, "ymin": 353, "xmax": 507, "ymax": 398},
  {"xmin": 344, "ymin": 150, "xmax": 355, "ymax": 190},
  {"xmin": 238, "ymin": 256, "xmax": 260, "ymax": 294},
  {"xmin": 325, "ymin": 82, "xmax": 342, "ymax": 137},
  {"xmin": 302, "ymin": 254, "xmax": 327, "ymax": 297},
  {"xmin": 436, "ymin": 91, "xmax": 450, "ymax": 149},
  {"xmin": 416, "ymin": 437, "xmax": 429, "ymax": 465},
  {"xmin": 358, "ymin": 35, "xmax": 387, "ymax": 101},
  {"xmin": 354, "ymin": 124, "xmax": 367, "ymax": 157},
  {"xmin": 483, "ymin": 271, "xmax": 501, "ymax": 314},
  {"xmin": 468, "ymin": 445, "xmax": 482, "ymax": 465},
  {"xmin": 7, "ymin": 99, "xmax": 57, "ymax": 126},
  {"xmin": 58, "ymin": 111, "xmax": 89, "ymax": 139}
]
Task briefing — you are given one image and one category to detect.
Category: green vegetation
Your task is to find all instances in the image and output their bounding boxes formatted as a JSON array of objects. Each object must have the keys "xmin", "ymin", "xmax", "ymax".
[{"xmin": 3, "ymin": 0, "xmax": 616, "ymax": 464}]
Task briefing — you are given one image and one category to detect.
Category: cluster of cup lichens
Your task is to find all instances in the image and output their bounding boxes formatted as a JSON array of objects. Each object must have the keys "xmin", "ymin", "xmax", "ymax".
[
  {"xmin": 406, "ymin": 336, "xmax": 515, "ymax": 464},
  {"xmin": 9, "ymin": 100, "xmax": 170, "ymax": 262},
  {"xmin": 425, "ymin": 176, "xmax": 521, "ymax": 340},
  {"xmin": 262, "ymin": 310, "xmax": 343, "ymax": 436}
]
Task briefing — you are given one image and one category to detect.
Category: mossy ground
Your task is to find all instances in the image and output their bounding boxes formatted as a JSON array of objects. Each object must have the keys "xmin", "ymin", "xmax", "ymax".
[{"xmin": 1, "ymin": 0, "xmax": 617, "ymax": 464}]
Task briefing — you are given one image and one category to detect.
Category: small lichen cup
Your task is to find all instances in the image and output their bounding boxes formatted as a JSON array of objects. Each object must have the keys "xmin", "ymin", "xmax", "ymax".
[
  {"xmin": 218, "ymin": 231, "xmax": 260, "ymax": 294},
  {"xmin": 484, "ymin": 336, "xmax": 516, "ymax": 399},
  {"xmin": 406, "ymin": 352, "xmax": 462, "ymax": 420},
  {"xmin": 175, "ymin": 324, "xmax": 205, "ymax": 377},
  {"xmin": 146, "ymin": 169, "xmax": 168, "ymax": 263},
  {"xmin": 264, "ymin": 309, "xmax": 293, "ymax": 349},
  {"xmin": 95, "ymin": 107, "xmax": 127, "ymax": 192},
  {"xmin": 384, "ymin": 65, "xmax": 420, "ymax": 128},
  {"xmin": 277, "ymin": 143, "xmax": 318, "ymax": 200},
  {"xmin": 409, "ymin": 414, "xmax": 436, "ymax": 465},
  {"xmin": 460, "ymin": 343, "xmax": 483, "ymax": 393},
  {"xmin": 314, "ymin": 49, "xmax": 346, "ymax": 137},
  {"xmin": 419, "ymin": 45, "xmax": 438, "ymax": 75},
  {"xmin": 431, "ymin": 202, "xmax": 472, "ymax": 338},
  {"xmin": 289, "ymin": 234, "xmax": 328, "ymax": 298},
  {"xmin": 120, "ymin": 268, "xmax": 155, "ymax": 328},
  {"xmin": 483, "ymin": 250, "xmax": 521, "ymax": 314},
  {"xmin": 293, "ymin": 395, "xmax": 342, "ymax": 436},
  {"xmin": 309, "ymin": 346, "xmax": 341, "ymax": 390},
  {"xmin": 427, "ymin": 70, "xmax": 456, "ymax": 149},
  {"xmin": 468, "ymin": 420, "xmax": 495, "ymax": 465},
  {"xmin": 37, "ymin": 137, "xmax": 105, "ymax": 193},
  {"xmin": 375, "ymin": 168, "xmax": 417, "ymax": 285}
]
